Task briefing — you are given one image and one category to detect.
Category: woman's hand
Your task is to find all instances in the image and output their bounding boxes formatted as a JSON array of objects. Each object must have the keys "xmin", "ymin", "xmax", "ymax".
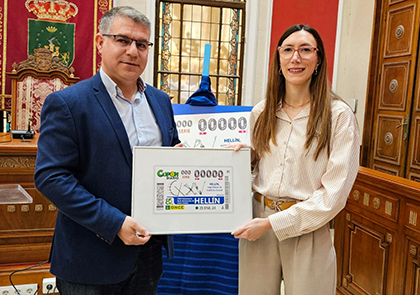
[
  {"xmin": 223, "ymin": 143, "xmax": 251, "ymax": 151},
  {"xmin": 231, "ymin": 218, "xmax": 272, "ymax": 241},
  {"xmin": 224, "ymin": 143, "xmax": 256, "ymax": 165}
]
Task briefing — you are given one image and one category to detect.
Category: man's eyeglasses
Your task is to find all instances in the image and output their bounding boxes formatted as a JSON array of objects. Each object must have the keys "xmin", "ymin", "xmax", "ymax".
[
  {"xmin": 278, "ymin": 46, "xmax": 318, "ymax": 59},
  {"xmin": 102, "ymin": 34, "xmax": 153, "ymax": 52}
]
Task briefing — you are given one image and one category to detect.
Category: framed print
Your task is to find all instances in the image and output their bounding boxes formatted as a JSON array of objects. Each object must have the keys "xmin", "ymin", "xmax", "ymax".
[{"xmin": 132, "ymin": 147, "xmax": 252, "ymax": 234}]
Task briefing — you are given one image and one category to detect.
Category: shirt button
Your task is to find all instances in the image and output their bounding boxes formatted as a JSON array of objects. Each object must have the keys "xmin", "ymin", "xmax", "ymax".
[{"xmin": 283, "ymin": 141, "xmax": 286, "ymax": 145}]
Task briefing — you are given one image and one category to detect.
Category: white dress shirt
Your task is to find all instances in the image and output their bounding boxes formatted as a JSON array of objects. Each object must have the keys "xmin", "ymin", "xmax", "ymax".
[
  {"xmin": 100, "ymin": 68, "xmax": 162, "ymax": 149},
  {"xmin": 251, "ymin": 99, "xmax": 360, "ymax": 242}
]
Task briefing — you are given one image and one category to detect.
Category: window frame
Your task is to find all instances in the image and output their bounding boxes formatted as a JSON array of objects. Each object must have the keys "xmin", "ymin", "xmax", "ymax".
[{"xmin": 153, "ymin": 0, "xmax": 246, "ymax": 105}]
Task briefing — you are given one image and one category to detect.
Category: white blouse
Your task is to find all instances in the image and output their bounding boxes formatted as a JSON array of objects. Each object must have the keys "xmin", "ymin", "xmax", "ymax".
[{"xmin": 251, "ymin": 99, "xmax": 360, "ymax": 241}]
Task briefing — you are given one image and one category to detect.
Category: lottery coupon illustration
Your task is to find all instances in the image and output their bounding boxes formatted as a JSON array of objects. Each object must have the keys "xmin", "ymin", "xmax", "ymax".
[
  {"xmin": 174, "ymin": 111, "xmax": 251, "ymax": 148},
  {"xmin": 155, "ymin": 166, "xmax": 233, "ymax": 213}
]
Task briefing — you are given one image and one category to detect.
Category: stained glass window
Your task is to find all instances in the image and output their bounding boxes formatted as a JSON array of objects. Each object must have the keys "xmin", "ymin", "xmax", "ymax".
[{"xmin": 154, "ymin": 0, "xmax": 246, "ymax": 105}]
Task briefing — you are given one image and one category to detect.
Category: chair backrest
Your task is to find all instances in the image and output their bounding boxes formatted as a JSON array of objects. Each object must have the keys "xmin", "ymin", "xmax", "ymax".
[{"xmin": 7, "ymin": 48, "xmax": 79, "ymax": 133}]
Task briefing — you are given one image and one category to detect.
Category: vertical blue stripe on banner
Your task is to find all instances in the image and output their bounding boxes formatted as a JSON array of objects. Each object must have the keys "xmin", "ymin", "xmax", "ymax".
[{"xmin": 158, "ymin": 233, "xmax": 239, "ymax": 295}]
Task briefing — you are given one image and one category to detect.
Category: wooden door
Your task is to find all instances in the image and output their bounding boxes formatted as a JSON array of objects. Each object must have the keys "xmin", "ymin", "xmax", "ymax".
[
  {"xmin": 407, "ymin": 55, "xmax": 420, "ymax": 181},
  {"xmin": 368, "ymin": 0, "xmax": 420, "ymax": 177}
]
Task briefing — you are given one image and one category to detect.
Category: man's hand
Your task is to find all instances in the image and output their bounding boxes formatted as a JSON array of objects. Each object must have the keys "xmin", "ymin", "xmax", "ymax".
[
  {"xmin": 117, "ymin": 216, "xmax": 151, "ymax": 245},
  {"xmin": 231, "ymin": 218, "xmax": 272, "ymax": 241}
]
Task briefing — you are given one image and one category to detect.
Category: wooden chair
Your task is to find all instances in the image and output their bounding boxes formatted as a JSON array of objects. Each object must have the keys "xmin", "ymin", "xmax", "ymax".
[{"xmin": 7, "ymin": 48, "xmax": 79, "ymax": 133}]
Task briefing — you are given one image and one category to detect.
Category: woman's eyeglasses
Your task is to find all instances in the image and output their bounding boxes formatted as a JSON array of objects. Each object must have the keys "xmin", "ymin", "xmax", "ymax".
[{"xmin": 278, "ymin": 46, "xmax": 318, "ymax": 59}]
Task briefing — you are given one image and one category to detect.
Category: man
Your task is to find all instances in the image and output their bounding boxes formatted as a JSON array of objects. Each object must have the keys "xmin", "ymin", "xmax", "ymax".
[{"xmin": 35, "ymin": 6, "xmax": 180, "ymax": 294}]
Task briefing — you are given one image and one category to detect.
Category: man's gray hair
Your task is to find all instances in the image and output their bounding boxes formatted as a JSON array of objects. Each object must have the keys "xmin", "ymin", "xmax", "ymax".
[{"xmin": 99, "ymin": 6, "xmax": 151, "ymax": 33}]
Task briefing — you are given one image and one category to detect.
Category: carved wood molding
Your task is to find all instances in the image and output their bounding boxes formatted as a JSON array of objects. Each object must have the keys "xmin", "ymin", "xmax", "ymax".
[
  {"xmin": 0, "ymin": 156, "xmax": 36, "ymax": 168},
  {"xmin": 357, "ymin": 167, "xmax": 420, "ymax": 200},
  {"xmin": 348, "ymin": 185, "xmax": 399, "ymax": 222},
  {"xmin": 12, "ymin": 47, "xmax": 71, "ymax": 74}
]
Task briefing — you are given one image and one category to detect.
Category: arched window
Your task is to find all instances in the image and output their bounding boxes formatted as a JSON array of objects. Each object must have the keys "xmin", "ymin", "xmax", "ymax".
[{"xmin": 154, "ymin": 0, "xmax": 246, "ymax": 105}]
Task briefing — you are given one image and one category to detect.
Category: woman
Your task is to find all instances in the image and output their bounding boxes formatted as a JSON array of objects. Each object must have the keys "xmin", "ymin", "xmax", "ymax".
[{"xmin": 230, "ymin": 24, "xmax": 360, "ymax": 294}]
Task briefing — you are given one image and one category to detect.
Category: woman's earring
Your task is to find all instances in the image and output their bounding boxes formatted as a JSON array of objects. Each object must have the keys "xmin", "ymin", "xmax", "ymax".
[
  {"xmin": 313, "ymin": 67, "xmax": 318, "ymax": 76},
  {"xmin": 278, "ymin": 68, "xmax": 283, "ymax": 76}
]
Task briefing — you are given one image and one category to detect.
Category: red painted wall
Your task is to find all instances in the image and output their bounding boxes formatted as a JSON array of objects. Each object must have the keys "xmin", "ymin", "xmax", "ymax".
[{"xmin": 270, "ymin": 0, "xmax": 340, "ymax": 82}]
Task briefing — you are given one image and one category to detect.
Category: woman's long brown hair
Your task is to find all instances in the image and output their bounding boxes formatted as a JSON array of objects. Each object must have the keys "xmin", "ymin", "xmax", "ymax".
[{"xmin": 253, "ymin": 24, "xmax": 338, "ymax": 161}]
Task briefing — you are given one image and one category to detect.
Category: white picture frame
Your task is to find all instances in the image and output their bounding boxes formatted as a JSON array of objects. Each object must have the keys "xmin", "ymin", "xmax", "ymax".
[{"xmin": 132, "ymin": 146, "xmax": 252, "ymax": 234}]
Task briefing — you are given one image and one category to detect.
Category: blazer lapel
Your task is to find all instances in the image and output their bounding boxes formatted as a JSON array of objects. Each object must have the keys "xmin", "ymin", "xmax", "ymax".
[
  {"xmin": 144, "ymin": 87, "xmax": 168, "ymax": 145},
  {"xmin": 92, "ymin": 73, "xmax": 132, "ymax": 169}
]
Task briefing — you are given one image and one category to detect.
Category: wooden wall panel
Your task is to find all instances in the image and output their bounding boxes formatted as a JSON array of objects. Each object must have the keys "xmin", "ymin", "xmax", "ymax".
[
  {"xmin": 379, "ymin": 61, "xmax": 409, "ymax": 110},
  {"xmin": 336, "ymin": 167, "xmax": 420, "ymax": 294},
  {"xmin": 384, "ymin": 4, "xmax": 416, "ymax": 57},
  {"xmin": 405, "ymin": 239, "xmax": 420, "ymax": 294},
  {"xmin": 374, "ymin": 115, "xmax": 405, "ymax": 165},
  {"xmin": 343, "ymin": 219, "xmax": 391, "ymax": 295}
]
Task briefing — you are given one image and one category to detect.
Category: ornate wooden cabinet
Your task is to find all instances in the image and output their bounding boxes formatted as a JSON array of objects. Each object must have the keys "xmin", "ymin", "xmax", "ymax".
[
  {"xmin": 0, "ymin": 134, "xmax": 56, "ymax": 286},
  {"xmin": 335, "ymin": 166, "xmax": 420, "ymax": 294}
]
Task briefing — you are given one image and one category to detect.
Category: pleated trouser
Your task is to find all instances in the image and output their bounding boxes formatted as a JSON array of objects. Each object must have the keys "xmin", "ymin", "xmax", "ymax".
[{"xmin": 238, "ymin": 198, "xmax": 336, "ymax": 295}]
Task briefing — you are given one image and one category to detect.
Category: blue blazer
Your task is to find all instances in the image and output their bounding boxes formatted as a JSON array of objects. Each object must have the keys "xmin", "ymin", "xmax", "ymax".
[{"xmin": 34, "ymin": 72, "xmax": 180, "ymax": 284}]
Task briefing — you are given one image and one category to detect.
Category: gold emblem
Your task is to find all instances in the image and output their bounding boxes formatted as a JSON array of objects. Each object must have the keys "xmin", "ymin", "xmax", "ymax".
[
  {"xmin": 25, "ymin": 0, "xmax": 78, "ymax": 22},
  {"xmin": 46, "ymin": 26, "xmax": 57, "ymax": 33}
]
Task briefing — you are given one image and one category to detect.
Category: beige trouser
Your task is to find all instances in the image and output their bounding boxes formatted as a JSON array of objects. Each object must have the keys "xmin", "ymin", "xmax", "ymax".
[{"xmin": 238, "ymin": 197, "xmax": 336, "ymax": 295}]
